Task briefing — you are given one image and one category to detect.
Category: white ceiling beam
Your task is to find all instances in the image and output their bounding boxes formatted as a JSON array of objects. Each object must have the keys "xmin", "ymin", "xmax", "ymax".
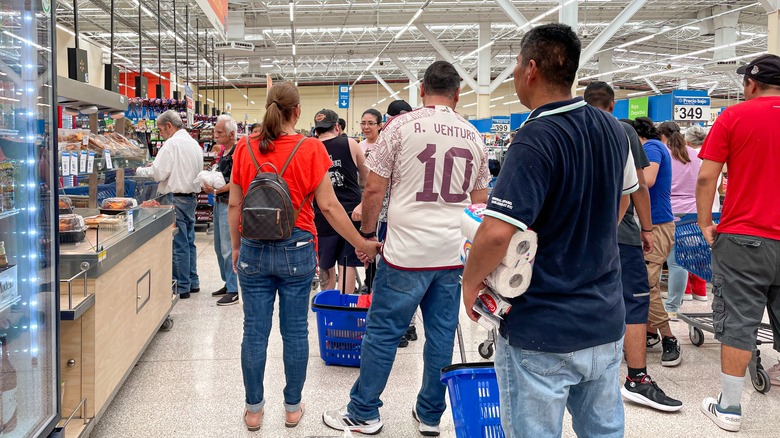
[
  {"xmin": 490, "ymin": 63, "xmax": 515, "ymax": 93},
  {"xmin": 708, "ymin": 82, "xmax": 719, "ymax": 95},
  {"xmin": 643, "ymin": 78, "xmax": 662, "ymax": 94},
  {"xmin": 415, "ymin": 23, "xmax": 478, "ymax": 91},
  {"xmin": 372, "ymin": 71, "xmax": 402, "ymax": 100},
  {"xmin": 494, "ymin": 0, "xmax": 529, "ymax": 28},
  {"xmin": 388, "ymin": 54, "xmax": 419, "ymax": 83},
  {"xmin": 580, "ymin": 0, "xmax": 648, "ymax": 66}
]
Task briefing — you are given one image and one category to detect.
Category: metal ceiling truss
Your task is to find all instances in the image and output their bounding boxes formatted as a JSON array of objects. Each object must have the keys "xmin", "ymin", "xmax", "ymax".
[{"xmin": 53, "ymin": 0, "xmax": 769, "ymax": 98}]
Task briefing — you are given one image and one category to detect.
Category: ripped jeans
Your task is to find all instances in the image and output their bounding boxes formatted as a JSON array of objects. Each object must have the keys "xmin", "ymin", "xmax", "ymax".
[{"xmin": 238, "ymin": 229, "xmax": 317, "ymax": 414}]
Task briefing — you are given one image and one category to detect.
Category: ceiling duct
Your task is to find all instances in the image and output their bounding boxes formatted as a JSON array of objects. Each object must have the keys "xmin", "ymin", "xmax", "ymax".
[
  {"xmin": 215, "ymin": 41, "xmax": 255, "ymax": 56},
  {"xmin": 227, "ymin": 10, "xmax": 246, "ymax": 40}
]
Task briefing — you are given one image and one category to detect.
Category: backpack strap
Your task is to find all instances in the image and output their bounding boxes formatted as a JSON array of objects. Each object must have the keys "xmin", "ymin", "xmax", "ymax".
[
  {"xmin": 280, "ymin": 136, "xmax": 308, "ymax": 176},
  {"xmin": 247, "ymin": 135, "xmax": 313, "ymax": 217}
]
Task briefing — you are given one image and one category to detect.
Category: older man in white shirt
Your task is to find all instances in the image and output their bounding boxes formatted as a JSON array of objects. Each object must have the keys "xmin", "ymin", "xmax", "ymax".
[{"xmin": 137, "ymin": 110, "xmax": 203, "ymax": 298}]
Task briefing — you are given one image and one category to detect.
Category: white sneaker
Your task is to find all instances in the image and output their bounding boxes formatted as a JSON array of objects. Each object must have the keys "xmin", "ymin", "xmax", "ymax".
[
  {"xmin": 322, "ymin": 406, "xmax": 383, "ymax": 435},
  {"xmin": 693, "ymin": 293, "xmax": 708, "ymax": 301},
  {"xmin": 412, "ymin": 409, "xmax": 440, "ymax": 437},
  {"xmin": 667, "ymin": 312, "xmax": 679, "ymax": 321},
  {"xmin": 683, "ymin": 294, "xmax": 693, "ymax": 301},
  {"xmin": 701, "ymin": 396, "xmax": 741, "ymax": 432}
]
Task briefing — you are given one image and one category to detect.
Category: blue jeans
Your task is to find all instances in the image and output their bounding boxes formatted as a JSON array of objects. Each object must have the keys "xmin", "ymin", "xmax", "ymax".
[
  {"xmin": 213, "ymin": 199, "xmax": 238, "ymax": 293},
  {"xmin": 238, "ymin": 229, "xmax": 316, "ymax": 414},
  {"xmin": 665, "ymin": 245, "xmax": 689, "ymax": 313},
  {"xmin": 347, "ymin": 260, "xmax": 462, "ymax": 425},
  {"xmin": 495, "ymin": 335, "xmax": 624, "ymax": 438},
  {"xmin": 170, "ymin": 193, "xmax": 199, "ymax": 293}
]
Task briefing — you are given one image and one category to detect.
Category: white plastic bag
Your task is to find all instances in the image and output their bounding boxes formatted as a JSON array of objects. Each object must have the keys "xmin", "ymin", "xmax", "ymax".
[{"xmin": 194, "ymin": 170, "xmax": 226, "ymax": 189}]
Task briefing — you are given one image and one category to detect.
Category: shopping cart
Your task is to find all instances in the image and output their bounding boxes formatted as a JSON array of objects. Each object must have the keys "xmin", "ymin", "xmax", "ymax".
[{"xmin": 675, "ymin": 213, "xmax": 773, "ymax": 393}]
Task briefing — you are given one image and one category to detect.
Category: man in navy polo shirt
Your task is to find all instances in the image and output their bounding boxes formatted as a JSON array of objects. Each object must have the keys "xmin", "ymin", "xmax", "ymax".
[{"xmin": 462, "ymin": 24, "xmax": 638, "ymax": 437}]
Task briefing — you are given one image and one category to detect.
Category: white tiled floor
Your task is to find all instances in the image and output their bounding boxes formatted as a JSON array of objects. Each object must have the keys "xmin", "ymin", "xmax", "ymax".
[{"xmin": 90, "ymin": 231, "xmax": 780, "ymax": 438}]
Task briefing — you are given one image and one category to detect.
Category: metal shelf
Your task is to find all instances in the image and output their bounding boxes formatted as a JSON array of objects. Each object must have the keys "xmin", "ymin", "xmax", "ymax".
[
  {"xmin": 57, "ymin": 76, "xmax": 128, "ymax": 113},
  {"xmin": 0, "ymin": 208, "xmax": 20, "ymax": 220}
]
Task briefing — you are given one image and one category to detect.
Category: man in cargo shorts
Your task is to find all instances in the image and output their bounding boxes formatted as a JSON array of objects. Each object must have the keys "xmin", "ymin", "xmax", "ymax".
[{"xmin": 697, "ymin": 54, "xmax": 780, "ymax": 432}]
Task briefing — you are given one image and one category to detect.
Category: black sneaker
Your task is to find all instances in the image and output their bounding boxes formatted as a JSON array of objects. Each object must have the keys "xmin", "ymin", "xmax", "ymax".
[
  {"xmin": 621, "ymin": 375, "xmax": 683, "ymax": 412},
  {"xmin": 399, "ymin": 337, "xmax": 409, "ymax": 348},
  {"xmin": 647, "ymin": 332, "xmax": 660, "ymax": 349},
  {"xmin": 211, "ymin": 286, "xmax": 228, "ymax": 297},
  {"xmin": 216, "ymin": 293, "xmax": 239, "ymax": 306},
  {"xmin": 178, "ymin": 292, "xmax": 191, "ymax": 299},
  {"xmin": 661, "ymin": 336, "xmax": 682, "ymax": 367},
  {"xmin": 190, "ymin": 287, "xmax": 200, "ymax": 293},
  {"xmin": 406, "ymin": 325, "xmax": 418, "ymax": 341}
]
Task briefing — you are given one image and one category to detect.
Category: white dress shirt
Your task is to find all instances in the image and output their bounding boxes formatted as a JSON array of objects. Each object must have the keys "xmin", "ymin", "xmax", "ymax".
[{"xmin": 136, "ymin": 128, "xmax": 203, "ymax": 195}]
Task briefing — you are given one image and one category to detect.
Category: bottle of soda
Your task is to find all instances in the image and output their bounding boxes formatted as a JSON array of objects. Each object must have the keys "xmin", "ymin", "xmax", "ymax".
[{"xmin": 0, "ymin": 335, "xmax": 17, "ymax": 434}]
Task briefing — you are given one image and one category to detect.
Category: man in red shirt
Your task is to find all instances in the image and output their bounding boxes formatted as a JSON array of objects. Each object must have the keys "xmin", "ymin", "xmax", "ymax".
[{"xmin": 696, "ymin": 54, "xmax": 780, "ymax": 433}]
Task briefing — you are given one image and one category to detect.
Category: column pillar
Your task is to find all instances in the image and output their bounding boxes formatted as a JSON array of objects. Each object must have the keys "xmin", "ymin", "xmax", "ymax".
[
  {"xmin": 598, "ymin": 50, "xmax": 614, "ymax": 83},
  {"xmin": 476, "ymin": 22, "xmax": 492, "ymax": 119},
  {"xmin": 409, "ymin": 69, "xmax": 419, "ymax": 108},
  {"xmin": 770, "ymin": 10, "xmax": 780, "ymax": 55}
]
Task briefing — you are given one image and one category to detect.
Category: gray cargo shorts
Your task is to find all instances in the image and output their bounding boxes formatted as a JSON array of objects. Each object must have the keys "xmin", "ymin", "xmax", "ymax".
[{"xmin": 711, "ymin": 233, "xmax": 780, "ymax": 352}]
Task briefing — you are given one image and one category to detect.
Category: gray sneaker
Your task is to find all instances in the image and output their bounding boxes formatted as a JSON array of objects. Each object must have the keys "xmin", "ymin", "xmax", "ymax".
[
  {"xmin": 701, "ymin": 395, "xmax": 741, "ymax": 432},
  {"xmin": 412, "ymin": 409, "xmax": 440, "ymax": 437}
]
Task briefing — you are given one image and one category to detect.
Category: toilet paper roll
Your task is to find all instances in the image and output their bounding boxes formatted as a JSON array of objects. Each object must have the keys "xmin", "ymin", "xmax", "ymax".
[
  {"xmin": 484, "ymin": 263, "xmax": 533, "ymax": 299},
  {"xmin": 461, "ymin": 208, "xmax": 538, "ymax": 268}
]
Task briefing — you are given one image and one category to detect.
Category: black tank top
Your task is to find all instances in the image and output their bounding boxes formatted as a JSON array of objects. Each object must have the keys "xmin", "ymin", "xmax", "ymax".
[{"xmin": 314, "ymin": 136, "xmax": 362, "ymax": 235}]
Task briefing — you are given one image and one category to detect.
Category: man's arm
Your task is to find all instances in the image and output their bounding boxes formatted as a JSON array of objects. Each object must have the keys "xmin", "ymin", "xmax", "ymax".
[
  {"xmin": 619, "ymin": 195, "xmax": 630, "ymax": 220},
  {"xmin": 470, "ymin": 189, "xmax": 488, "ymax": 205},
  {"xmin": 631, "ymin": 168, "xmax": 654, "ymax": 254},
  {"xmin": 461, "ymin": 216, "xmax": 517, "ymax": 322},
  {"xmin": 136, "ymin": 140, "xmax": 174, "ymax": 182},
  {"xmin": 358, "ymin": 171, "xmax": 388, "ymax": 233},
  {"xmin": 696, "ymin": 159, "xmax": 724, "ymax": 246},
  {"xmin": 350, "ymin": 138, "xmax": 369, "ymax": 188}
]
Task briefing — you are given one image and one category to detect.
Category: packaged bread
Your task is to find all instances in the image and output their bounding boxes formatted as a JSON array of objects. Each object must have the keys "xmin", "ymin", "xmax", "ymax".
[
  {"xmin": 59, "ymin": 196, "xmax": 73, "ymax": 212},
  {"xmin": 84, "ymin": 214, "xmax": 121, "ymax": 228},
  {"xmin": 100, "ymin": 197, "xmax": 138, "ymax": 211},
  {"xmin": 59, "ymin": 214, "xmax": 86, "ymax": 232}
]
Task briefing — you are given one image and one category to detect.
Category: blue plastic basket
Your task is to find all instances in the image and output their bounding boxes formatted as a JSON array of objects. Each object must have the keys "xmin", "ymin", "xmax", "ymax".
[
  {"xmin": 311, "ymin": 289, "xmax": 368, "ymax": 367},
  {"xmin": 441, "ymin": 363, "xmax": 505, "ymax": 438},
  {"xmin": 674, "ymin": 213, "xmax": 721, "ymax": 282}
]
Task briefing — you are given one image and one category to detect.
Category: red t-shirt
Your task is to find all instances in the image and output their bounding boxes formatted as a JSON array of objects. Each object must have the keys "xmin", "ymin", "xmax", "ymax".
[
  {"xmin": 231, "ymin": 134, "xmax": 332, "ymax": 237},
  {"xmin": 699, "ymin": 96, "xmax": 780, "ymax": 240}
]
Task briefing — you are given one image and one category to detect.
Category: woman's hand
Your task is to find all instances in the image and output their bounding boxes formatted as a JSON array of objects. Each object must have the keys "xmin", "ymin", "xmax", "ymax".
[{"xmin": 356, "ymin": 238, "xmax": 381, "ymax": 263}]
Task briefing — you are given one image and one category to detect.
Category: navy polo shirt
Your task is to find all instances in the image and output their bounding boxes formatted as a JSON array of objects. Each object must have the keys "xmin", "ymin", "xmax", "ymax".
[{"xmin": 485, "ymin": 97, "xmax": 635, "ymax": 353}]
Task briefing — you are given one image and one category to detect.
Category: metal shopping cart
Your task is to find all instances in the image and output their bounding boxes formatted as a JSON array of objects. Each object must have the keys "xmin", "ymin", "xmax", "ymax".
[{"xmin": 675, "ymin": 213, "xmax": 773, "ymax": 393}]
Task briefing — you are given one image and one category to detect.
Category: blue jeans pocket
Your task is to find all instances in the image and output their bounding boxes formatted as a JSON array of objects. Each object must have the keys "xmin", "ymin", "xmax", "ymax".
[
  {"xmin": 284, "ymin": 242, "xmax": 316, "ymax": 277},
  {"xmin": 386, "ymin": 269, "xmax": 418, "ymax": 294},
  {"xmin": 519, "ymin": 349, "xmax": 573, "ymax": 376},
  {"xmin": 238, "ymin": 247, "xmax": 263, "ymax": 276}
]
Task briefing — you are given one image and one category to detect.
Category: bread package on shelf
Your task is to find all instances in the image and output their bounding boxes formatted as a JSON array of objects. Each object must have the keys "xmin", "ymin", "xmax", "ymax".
[
  {"xmin": 99, "ymin": 197, "xmax": 138, "ymax": 213},
  {"xmin": 59, "ymin": 213, "xmax": 87, "ymax": 243},
  {"xmin": 84, "ymin": 214, "xmax": 121, "ymax": 228},
  {"xmin": 59, "ymin": 196, "xmax": 74, "ymax": 212}
]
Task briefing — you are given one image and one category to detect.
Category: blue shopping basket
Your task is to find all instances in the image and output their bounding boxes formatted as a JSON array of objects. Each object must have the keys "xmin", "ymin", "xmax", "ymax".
[
  {"xmin": 441, "ymin": 363, "xmax": 505, "ymax": 438},
  {"xmin": 674, "ymin": 213, "xmax": 721, "ymax": 282},
  {"xmin": 311, "ymin": 289, "xmax": 368, "ymax": 367}
]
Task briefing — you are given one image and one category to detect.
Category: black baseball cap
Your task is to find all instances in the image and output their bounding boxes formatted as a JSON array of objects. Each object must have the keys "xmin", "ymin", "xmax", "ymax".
[
  {"xmin": 387, "ymin": 100, "xmax": 413, "ymax": 117},
  {"xmin": 314, "ymin": 109, "xmax": 339, "ymax": 129},
  {"xmin": 736, "ymin": 54, "xmax": 780, "ymax": 86}
]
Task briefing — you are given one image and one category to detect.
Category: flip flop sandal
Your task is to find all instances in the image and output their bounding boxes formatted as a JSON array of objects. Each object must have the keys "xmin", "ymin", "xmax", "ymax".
[
  {"xmin": 285, "ymin": 404, "xmax": 305, "ymax": 428},
  {"xmin": 244, "ymin": 409, "xmax": 263, "ymax": 431}
]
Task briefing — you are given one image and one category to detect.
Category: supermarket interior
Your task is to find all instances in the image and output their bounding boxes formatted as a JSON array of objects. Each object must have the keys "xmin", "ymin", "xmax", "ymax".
[{"xmin": 2, "ymin": 0, "xmax": 780, "ymax": 437}]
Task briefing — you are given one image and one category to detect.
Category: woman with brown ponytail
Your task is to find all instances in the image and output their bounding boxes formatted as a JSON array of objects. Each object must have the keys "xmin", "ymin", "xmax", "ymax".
[
  {"xmin": 657, "ymin": 121, "xmax": 705, "ymax": 314},
  {"xmin": 228, "ymin": 82, "xmax": 381, "ymax": 431}
]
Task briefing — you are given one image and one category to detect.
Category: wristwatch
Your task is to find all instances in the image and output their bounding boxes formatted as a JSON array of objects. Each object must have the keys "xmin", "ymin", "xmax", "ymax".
[{"xmin": 359, "ymin": 229, "xmax": 377, "ymax": 239}]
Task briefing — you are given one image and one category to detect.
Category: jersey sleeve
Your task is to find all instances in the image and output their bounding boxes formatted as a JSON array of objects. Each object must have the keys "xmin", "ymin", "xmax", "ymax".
[
  {"xmin": 698, "ymin": 112, "xmax": 730, "ymax": 163},
  {"xmin": 365, "ymin": 121, "xmax": 401, "ymax": 179},
  {"xmin": 484, "ymin": 141, "xmax": 552, "ymax": 231},
  {"xmin": 622, "ymin": 150, "xmax": 639, "ymax": 195}
]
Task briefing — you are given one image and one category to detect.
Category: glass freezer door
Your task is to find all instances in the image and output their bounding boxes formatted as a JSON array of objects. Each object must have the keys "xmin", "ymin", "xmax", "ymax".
[{"xmin": 0, "ymin": 0, "xmax": 60, "ymax": 437}]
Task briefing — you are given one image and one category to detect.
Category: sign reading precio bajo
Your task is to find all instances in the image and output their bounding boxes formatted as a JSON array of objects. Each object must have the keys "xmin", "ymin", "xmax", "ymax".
[{"xmin": 673, "ymin": 96, "xmax": 711, "ymax": 122}]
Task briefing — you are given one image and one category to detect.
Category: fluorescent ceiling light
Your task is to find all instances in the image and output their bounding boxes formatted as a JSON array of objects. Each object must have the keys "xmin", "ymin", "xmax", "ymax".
[
  {"xmin": 461, "ymin": 90, "xmax": 475, "ymax": 96},
  {"xmin": 503, "ymin": 99, "xmax": 521, "ymax": 105},
  {"xmin": 578, "ymin": 65, "xmax": 640, "ymax": 81},
  {"xmin": 292, "ymin": 44, "xmax": 296, "ymax": 56},
  {"xmin": 490, "ymin": 95, "xmax": 505, "ymax": 102},
  {"xmin": 462, "ymin": 102, "xmax": 477, "ymax": 108},
  {"xmin": 632, "ymin": 66, "xmax": 689, "ymax": 81},
  {"xmin": 626, "ymin": 91, "xmax": 652, "ymax": 97},
  {"xmin": 460, "ymin": 41, "xmax": 494, "ymax": 61},
  {"xmin": 289, "ymin": 1, "xmax": 294, "ymax": 21},
  {"xmin": 56, "ymin": 24, "xmax": 76, "ymax": 37}
]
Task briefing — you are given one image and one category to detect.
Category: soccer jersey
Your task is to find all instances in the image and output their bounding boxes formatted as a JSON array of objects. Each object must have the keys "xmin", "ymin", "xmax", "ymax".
[{"xmin": 366, "ymin": 105, "xmax": 491, "ymax": 269}]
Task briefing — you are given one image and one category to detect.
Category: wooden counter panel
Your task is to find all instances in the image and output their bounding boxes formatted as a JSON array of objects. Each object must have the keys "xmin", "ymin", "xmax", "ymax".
[
  {"xmin": 92, "ymin": 229, "xmax": 173, "ymax": 413},
  {"xmin": 60, "ymin": 318, "xmax": 82, "ymax": 416}
]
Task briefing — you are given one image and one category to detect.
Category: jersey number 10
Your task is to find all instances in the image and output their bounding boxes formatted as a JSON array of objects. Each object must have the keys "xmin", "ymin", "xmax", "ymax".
[{"xmin": 415, "ymin": 143, "xmax": 474, "ymax": 203}]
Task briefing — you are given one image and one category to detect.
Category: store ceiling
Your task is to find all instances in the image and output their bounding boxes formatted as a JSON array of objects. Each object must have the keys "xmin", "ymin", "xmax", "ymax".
[{"xmin": 55, "ymin": 0, "xmax": 769, "ymax": 99}]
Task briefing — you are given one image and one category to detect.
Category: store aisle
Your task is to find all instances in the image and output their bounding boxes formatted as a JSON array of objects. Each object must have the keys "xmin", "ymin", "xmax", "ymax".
[{"xmin": 90, "ymin": 231, "xmax": 780, "ymax": 438}]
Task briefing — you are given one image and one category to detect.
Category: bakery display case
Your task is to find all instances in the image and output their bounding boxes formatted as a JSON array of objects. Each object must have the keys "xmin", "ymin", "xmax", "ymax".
[
  {"xmin": 57, "ymin": 204, "xmax": 176, "ymax": 437},
  {"xmin": 0, "ymin": 0, "xmax": 61, "ymax": 437}
]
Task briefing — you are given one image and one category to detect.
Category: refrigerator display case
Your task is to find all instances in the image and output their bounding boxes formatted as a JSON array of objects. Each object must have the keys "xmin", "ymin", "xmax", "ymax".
[{"xmin": 0, "ymin": 0, "xmax": 60, "ymax": 437}]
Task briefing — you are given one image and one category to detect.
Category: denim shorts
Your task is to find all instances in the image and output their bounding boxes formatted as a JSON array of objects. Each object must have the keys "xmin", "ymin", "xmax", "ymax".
[
  {"xmin": 711, "ymin": 233, "xmax": 780, "ymax": 351},
  {"xmin": 619, "ymin": 244, "xmax": 650, "ymax": 324}
]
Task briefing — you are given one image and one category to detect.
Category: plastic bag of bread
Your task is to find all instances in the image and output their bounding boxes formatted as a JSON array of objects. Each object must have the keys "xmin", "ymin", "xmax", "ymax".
[
  {"xmin": 59, "ymin": 214, "xmax": 86, "ymax": 232},
  {"xmin": 194, "ymin": 170, "xmax": 226, "ymax": 189},
  {"xmin": 100, "ymin": 197, "xmax": 138, "ymax": 211}
]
